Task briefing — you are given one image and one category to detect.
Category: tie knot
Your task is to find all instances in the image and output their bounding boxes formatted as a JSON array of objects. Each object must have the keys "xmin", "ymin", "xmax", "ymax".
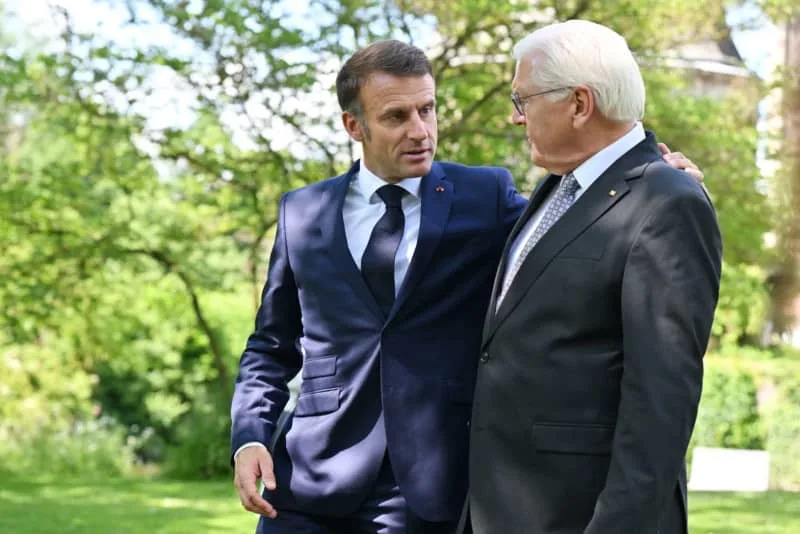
[
  {"xmin": 560, "ymin": 173, "xmax": 580, "ymax": 196},
  {"xmin": 376, "ymin": 184, "xmax": 406, "ymax": 208}
]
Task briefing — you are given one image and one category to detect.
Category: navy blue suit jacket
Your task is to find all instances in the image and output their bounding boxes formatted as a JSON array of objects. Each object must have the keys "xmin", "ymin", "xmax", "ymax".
[{"xmin": 231, "ymin": 160, "xmax": 525, "ymax": 521}]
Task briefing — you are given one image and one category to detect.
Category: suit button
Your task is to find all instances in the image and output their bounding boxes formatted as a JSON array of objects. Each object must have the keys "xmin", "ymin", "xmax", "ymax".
[
  {"xmin": 466, "ymin": 420, "xmax": 471, "ymax": 429},
  {"xmin": 480, "ymin": 352, "xmax": 490, "ymax": 363}
]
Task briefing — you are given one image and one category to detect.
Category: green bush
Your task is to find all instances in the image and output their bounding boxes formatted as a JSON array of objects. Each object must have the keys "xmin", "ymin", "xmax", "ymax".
[
  {"xmin": 715, "ymin": 344, "xmax": 800, "ymax": 361},
  {"xmin": 764, "ymin": 374, "xmax": 800, "ymax": 490},
  {"xmin": 162, "ymin": 391, "xmax": 232, "ymax": 479},
  {"xmin": 688, "ymin": 355, "xmax": 800, "ymax": 490},
  {"xmin": 0, "ymin": 339, "xmax": 136, "ymax": 479},
  {"xmin": 711, "ymin": 262, "xmax": 770, "ymax": 348},
  {"xmin": 0, "ymin": 417, "xmax": 136, "ymax": 479},
  {"xmin": 690, "ymin": 364, "xmax": 765, "ymax": 452}
]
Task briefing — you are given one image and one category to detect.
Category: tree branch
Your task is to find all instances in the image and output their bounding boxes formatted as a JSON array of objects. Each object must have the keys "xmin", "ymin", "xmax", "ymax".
[{"xmin": 120, "ymin": 247, "xmax": 231, "ymax": 393}]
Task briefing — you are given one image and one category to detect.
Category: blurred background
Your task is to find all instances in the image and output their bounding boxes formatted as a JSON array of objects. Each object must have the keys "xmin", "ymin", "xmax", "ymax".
[{"xmin": 1, "ymin": 0, "xmax": 799, "ymax": 532}]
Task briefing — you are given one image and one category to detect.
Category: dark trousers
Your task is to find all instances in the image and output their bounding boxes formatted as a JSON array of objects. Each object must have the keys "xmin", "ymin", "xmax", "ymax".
[{"xmin": 256, "ymin": 454, "xmax": 458, "ymax": 534}]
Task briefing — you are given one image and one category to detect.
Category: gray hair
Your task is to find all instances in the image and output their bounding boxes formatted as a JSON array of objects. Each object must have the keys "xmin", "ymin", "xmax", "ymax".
[{"xmin": 512, "ymin": 20, "xmax": 645, "ymax": 122}]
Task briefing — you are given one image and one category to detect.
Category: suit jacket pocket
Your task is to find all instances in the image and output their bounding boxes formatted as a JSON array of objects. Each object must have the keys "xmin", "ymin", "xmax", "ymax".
[
  {"xmin": 294, "ymin": 387, "xmax": 340, "ymax": 416},
  {"xmin": 302, "ymin": 355, "xmax": 337, "ymax": 379},
  {"xmin": 531, "ymin": 422, "xmax": 614, "ymax": 455}
]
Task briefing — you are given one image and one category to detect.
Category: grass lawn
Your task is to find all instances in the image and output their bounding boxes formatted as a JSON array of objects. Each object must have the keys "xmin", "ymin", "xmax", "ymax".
[
  {"xmin": 689, "ymin": 491, "xmax": 800, "ymax": 534},
  {"xmin": 1, "ymin": 479, "xmax": 798, "ymax": 533},
  {"xmin": 0, "ymin": 478, "xmax": 256, "ymax": 533}
]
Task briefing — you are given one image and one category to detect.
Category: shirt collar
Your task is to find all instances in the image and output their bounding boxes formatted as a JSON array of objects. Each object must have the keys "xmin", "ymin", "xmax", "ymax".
[
  {"xmin": 570, "ymin": 122, "xmax": 645, "ymax": 191},
  {"xmin": 357, "ymin": 162, "xmax": 422, "ymax": 203}
]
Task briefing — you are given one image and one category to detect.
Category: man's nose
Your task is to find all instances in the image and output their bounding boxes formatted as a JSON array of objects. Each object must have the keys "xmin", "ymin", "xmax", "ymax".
[
  {"xmin": 510, "ymin": 107, "xmax": 526, "ymax": 125},
  {"xmin": 408, "ymin": 113, "xmax": 428, "ymax": 140}
]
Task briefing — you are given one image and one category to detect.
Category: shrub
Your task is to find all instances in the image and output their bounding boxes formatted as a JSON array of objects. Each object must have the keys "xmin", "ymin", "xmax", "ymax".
[
  {"xmin": 689, "ymin": 355, "xmax": 800, "ymax": 490},
  {"xmin": 764, "ymin": 374, "xmax": 800, "ymax": 490},
  {"xmin": 691, "ymin": 364, "xmax": 765, "ymax": 451},
  {"xmin": 162, "ymin": 392, "xmax": 231, "ymax": 479},
  {"xmin": 0, "ymin": 416, "xmax": 136, "ymax": 479},
  {"xmin": 0, "ymin": 340, "xmax": 136, "ymax": 479},
  {"xmin": 711, "ymin": 262, "xmax": 769, "ymax": 348}
]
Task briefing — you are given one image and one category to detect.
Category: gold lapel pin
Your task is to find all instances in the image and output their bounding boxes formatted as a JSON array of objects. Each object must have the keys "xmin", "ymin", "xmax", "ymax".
[{"xmin": 609, "ymin": 190, "xmax": 617, "ymax": 197}]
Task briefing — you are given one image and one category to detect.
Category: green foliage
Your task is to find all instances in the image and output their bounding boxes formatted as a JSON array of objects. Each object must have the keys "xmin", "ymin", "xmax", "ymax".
[
  {"xmin": 0, "ymin": 0, "xmax": 777, "ymax": 478},
  {"xmin": 0, "ymin": 30, "xmax": 266, "ymax": 472},
  {"xmin": 759, "ymin": 0, "xmax": 800, "ymax": 21},
  {"xmin": 714, "ymin": 343, "xmax": 800, "ymax": 360},
  {"xmin": 691, "ymin": 364, "xmax": 765, "ymax": 451},
  {"xmin": 162, "ymin": 391, "xmax": 233, "ymax": 479},
  {"xmin": 413, "ymin": 0, "xmax": 736, "ymax": 191},
  {"xmin": 642, "ymin": 67, "xmax": 769, "ymax": 347},
  {"xmin": 643, "ymin": 68, "xmax": 768, "ymax": 266},
  {"xmin": 763, "ymin": 373, "xmax": 800, "ymax": 489},
  {"xmin": 712, "ymin": 262, "xmax": 771, "ymax": 347},
  {"xmin": 0, "ymin": 336, "xmax": 136, "ymax": 478},
  {"xmin": 0, "ymin": 416, "xmax": 136, "ymax": 479},
  {"xmin": 0, "ymin": 337, "xmax": 93, "ymax": 425},
  {"xmin": 689, "ymin": 356, "xmax": 800, "ymax": 490}
]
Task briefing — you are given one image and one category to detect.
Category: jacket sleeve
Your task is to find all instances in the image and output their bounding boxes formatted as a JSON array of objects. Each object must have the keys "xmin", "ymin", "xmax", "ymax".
[
  {"xmin": 585, "ymin": 180, "xmax": 722, "ymax": 533},
  {"xmin": 230, "ymin": 193, "xmax": 303, "ymax": 462},
  {"xmin": 495, "ymin": 167, "xmax": 527, "ymax": 237}
]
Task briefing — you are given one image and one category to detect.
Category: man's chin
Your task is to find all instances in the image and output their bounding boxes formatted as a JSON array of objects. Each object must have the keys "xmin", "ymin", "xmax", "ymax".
[{"xmin": 403, "ymin": 159, "xmax": 433, "ymax": 178}]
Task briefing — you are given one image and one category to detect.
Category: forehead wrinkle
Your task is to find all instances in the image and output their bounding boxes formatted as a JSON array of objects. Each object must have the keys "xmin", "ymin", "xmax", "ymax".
[{"xmin": 361, "ymin": 74, "xmax": 435, "ymax": 112}]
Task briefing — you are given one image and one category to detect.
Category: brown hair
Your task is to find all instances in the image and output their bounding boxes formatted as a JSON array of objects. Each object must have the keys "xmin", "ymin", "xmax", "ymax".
[{"xmin": 336, "ymin": 40, "xmax": 433, "ymax": 118}]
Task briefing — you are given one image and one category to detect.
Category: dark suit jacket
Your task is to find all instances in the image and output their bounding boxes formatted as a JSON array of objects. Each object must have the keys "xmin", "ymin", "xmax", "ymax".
[
  {"xmin": 230, "ymin": 160, "xmax": 525, "ymax": 521},
  {"xmin": 465, "ymin": 134, "xmax": 722, "ymax": 534}
]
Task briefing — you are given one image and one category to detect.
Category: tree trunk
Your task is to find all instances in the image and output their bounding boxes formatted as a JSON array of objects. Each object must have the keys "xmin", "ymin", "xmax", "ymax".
[{"xmin": 773, "ymin": 16, "xmax": 800, "ymax": 336}]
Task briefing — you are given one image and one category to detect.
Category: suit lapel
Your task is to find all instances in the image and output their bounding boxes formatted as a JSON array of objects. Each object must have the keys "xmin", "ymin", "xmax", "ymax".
[
  {"xmin": 483, "ymin": 136, "xmax": 663, "ymax": 345},
  {"xmin": 319, "ymin": 161, "xmax": 385, "ymax": 321},
  {"xmin": 481, "ymin": 174, "xmax": 559, "ymax": 343},
  {"xmin": 391, "ymin": 163, "xmax": 452, "ymax": 320}
]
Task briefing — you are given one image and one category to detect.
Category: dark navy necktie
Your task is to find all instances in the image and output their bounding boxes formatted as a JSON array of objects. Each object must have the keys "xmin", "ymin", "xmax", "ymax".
[{"xmin": 361, "ymin": 184, "xmax": 406, "ymax": 317}]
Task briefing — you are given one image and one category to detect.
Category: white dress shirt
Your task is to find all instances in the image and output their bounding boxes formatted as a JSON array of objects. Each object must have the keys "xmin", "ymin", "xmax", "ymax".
[
  {"xmin": 342, "ymin": 164, "xmax": 422, "ymax": 295},
  {"xmin": 234, "ymin": 163, "xmax": 422, "ymax": 460},
  {"xmin": 501, "ymin": 122, "xmax": 646, "ymax": 292}
]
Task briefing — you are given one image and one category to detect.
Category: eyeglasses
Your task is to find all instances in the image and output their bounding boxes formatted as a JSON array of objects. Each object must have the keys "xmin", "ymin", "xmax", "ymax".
[{"xmin": 511, "ymin": 87, "xmax": 573, "ymax": 117}]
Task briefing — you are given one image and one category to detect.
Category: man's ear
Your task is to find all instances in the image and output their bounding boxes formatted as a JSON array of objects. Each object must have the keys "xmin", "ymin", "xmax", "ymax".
[
  {"xmin": 571, "ymin": 86, "xmax": 594, "ymax": 128},
  {"xmin": 342, "ymin": 111, "xmax": 364, "ymax": 142}
]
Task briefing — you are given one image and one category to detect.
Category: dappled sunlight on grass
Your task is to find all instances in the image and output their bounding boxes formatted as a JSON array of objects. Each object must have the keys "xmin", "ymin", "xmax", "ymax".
[
  {"xmin": 2, "ymin": 479, "xmax": 799, "ymax": 533},
  {"xmin": 0, "ymin": 478, "xmax": 258, "ymax": 533},
  {"xmin": 689, "ymin": 491, "xmax": 800, "ymax": 534}
]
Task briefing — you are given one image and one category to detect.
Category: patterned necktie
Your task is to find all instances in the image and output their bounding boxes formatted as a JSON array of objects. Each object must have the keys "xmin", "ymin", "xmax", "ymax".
[
  {"xmin": 361, "ymin": 184, "xmax": 406, "ymax": 317},
  {"xmin": 497, "ymin": 173, "xmax": 580, "ymax": 306}
]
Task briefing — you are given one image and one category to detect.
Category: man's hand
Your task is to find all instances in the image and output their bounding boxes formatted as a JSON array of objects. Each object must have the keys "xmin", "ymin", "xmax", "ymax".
[
  {"xmin": 234, "ymin": 445, "xmax": 278, "ymax": 518},
  {"xmin": 658, "ymin": 142, "xmax": 704, "ymax": 183}
]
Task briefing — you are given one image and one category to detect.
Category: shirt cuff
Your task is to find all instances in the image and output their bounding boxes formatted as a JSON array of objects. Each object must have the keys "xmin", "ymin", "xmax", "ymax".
[{"xmin": 234, "ymin": 441, "xmax": 268, "ymax": 461}]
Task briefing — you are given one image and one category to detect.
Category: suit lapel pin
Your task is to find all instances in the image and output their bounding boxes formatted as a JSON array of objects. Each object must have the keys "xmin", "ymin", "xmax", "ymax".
[
  {"xmin": 609, "ymin": 190, "xmax": 617, "ymax": 197},
  {"xmin": 436, "ymin": 185, "xmax": 445, "ymax": 192}
]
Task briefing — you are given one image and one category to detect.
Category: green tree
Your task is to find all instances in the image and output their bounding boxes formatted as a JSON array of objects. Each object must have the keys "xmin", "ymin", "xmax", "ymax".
[
  {"xmin": 0, "ymin": 0, "xmax": 776, "ymax": 476},
  {"xmin": 761, "ymin": 0, "xmax": 800, "ymax": 334}
]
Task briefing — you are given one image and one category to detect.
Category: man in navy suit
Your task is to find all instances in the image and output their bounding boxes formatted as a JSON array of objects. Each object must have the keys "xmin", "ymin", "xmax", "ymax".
[
  {"xmin": 230, "ymin": 39, "xmax": 702, "ymax": 533},
  {"xmin": 231, "ymin": 39, "xmax": 525, "ymax": 533}
]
